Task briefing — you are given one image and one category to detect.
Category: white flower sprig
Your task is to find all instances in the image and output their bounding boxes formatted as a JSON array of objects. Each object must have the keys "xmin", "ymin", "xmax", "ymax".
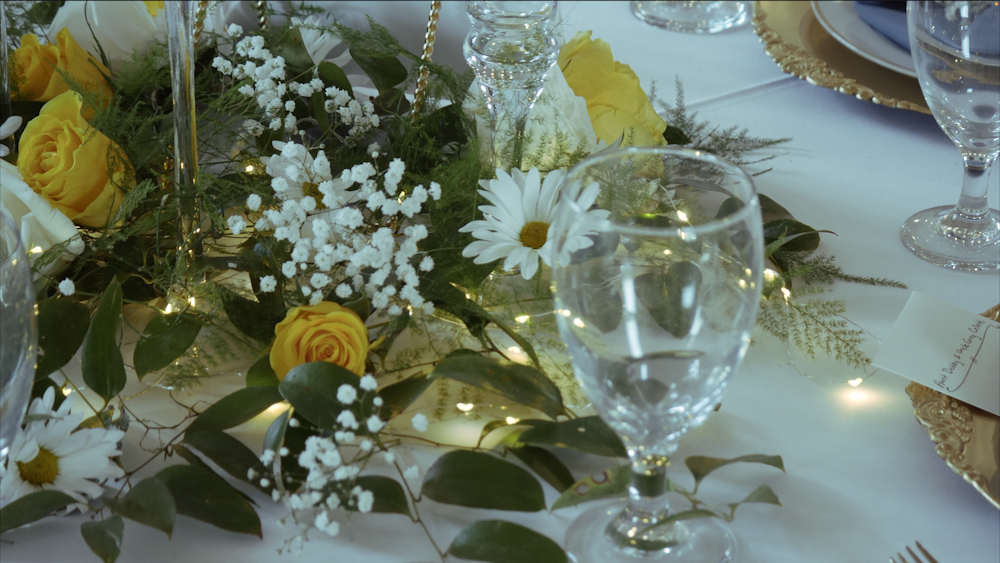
[{"xmin": 255, "ymin": 141, "xmax": 441, "ymax": 314}]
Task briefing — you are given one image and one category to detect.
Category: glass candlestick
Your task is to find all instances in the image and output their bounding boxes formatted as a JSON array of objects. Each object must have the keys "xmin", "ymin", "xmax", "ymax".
[
  {"xmin": 166, "ymin": 1, "xmax": 203, "ymax": 283},
  {"xmin": 464, "ymin": 1, "xmax": 560, "ymax": 171}
]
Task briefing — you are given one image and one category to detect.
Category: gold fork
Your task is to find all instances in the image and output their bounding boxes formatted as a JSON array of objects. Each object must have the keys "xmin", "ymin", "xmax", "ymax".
[{"xmin": 890, "ymin": 541, "xmax": 939, "ymax": 563}]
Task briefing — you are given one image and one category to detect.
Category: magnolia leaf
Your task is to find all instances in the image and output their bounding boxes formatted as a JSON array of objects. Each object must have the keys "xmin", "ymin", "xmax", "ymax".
[
  {"xmin": 219, "ymin": 288, "xmax": 286, "ymax": 343},
  {"xmin": 133, "ymin": 313, "xmax": 201, "ymax": 379},
  {"xmin": 81, "ymin": 277, "xmax": 126, "ymax": 402},
  {"xmin": 272, "ymin": 27, "xmax": 313, "ymax": 74},
  {"xmin": 430, "ymin": 356, "xmax": 565, "ymax": 420},
  {"xmin": 758, "ymin": 194, "xmax": 795, "ymax": 222},
  {"xmin": 448, "ymin": 520, "xmax": 567, "ymax": 563},
  {"xmin": 35, "ymin": 297, "xmax": 89, "ymax": 380},
  {"xmin": 685, "ymin": 454, "xmax": 785, "ymax": 489},
  {"xmin": 317, "ymin": 61, "xmax": 353, "ymax": 98},
  {"xmin": 155, "ymin": 465, "xmax": 262, "ymax": 537},
  {"xmin": 421, "ymin": 450, "xmax": 545, "ymax": 511},
  {"xmin": 246, "ymin": 356, "xmax": 279, "ymax": 387},
  {"xmin": 350, "ymin": 48, "xmax": 407, "ymax": 94},
  {"xmin": 340, "ymin": 294, "xmax": 371, "ymax": 322},
  {"xmin": 378, "ymin": 373, "xmax": 433, "ymax": 420},
  {"xmin": 372, "ymin": 308, "xmax": 409, "ymax": 361},
  {"xmin": 376, "ymin": 86, "xmax": 411, "ymax": 115},
  {"xmin": 634, "ymin": 262, "xmax": 702, "ymax": 338},
  {"xmin": 663, "ymin": 125, "xmax": 692, "ymax": 145},
  {"xmin": 762, "ymin": 219, "xmax": 834, "ymax": 253},
  {"xmin": 508, "ymin": 445, "xmax": 575, "ymax": 492},
  {"xmin": 185, "ymin": 386, "xmax": 284, "ymax": 434},
  {"xmin": 311, "ymin": 92, "xmax": 330, "ymax": 132},
  {"xmin": 354, "ymin": 476, "xmax": 411, "ymax": 517},
  {"xmin": 278, "ymin": 362, "xmax": 364, "ymax": 430},
  {"xmin": 551, "ymin": 465, "xmax": 631, "ymax": 510},
  {"xmin": 0, "ymin": 490, "xmax": 77, "ymax": 534},
  {"xmin": 730, "ymin": 484, "xmax": 782, "ymax": 510},
  {"xmin": 80, "ymin": 516, "xmax": 124, "ymax": 563},
  {"xmin": 183, "ymin": 430, "xmax": 269, "ymax": 493},
  {"xmin": 477, "ymin": 419, "xmax": 510, "ymax": 448},
  {"xmin": 517, "ymin": 416, "xmax": 626, "ymax": 458},
  {"xmin": 263, "ymin": 407, "xmax": 292, "ymax": 454},
  {"xmin": 104, "ymin": 477, "xmax": 176, "ymax": 538}
]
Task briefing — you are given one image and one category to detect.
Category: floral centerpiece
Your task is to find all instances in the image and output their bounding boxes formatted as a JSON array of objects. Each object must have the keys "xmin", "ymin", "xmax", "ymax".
[{"xmin": 0, "ymin": 2, "xmax": 904, "ymax": 561}]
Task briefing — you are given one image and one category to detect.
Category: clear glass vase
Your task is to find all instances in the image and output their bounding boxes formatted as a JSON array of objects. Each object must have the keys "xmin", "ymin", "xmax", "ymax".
[{"xmin": 464, "ymin": 1, "xmax": 561, "ymax": 171}]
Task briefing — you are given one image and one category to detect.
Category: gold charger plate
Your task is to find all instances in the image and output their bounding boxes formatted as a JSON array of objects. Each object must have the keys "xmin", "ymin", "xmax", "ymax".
[
  {"xmin": 752, "ymin": 1, "xmax": 930, "ymax": 114},
  {"xmin": 905, "ymin": 304, "xmax": 1000, "ymax": 510}
]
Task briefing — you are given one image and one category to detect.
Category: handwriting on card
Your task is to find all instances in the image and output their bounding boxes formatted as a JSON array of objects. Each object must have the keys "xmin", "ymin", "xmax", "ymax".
[{"xmin": 936, "ymin": 320, "xmax": 997, "ymax": 392}]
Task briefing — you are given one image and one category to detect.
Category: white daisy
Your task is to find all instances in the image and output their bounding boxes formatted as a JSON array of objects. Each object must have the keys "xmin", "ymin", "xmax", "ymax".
[
  {"xmin": 290, "ymin": 16, "xmax": 351, "ymax": 67},
  {"xmin": 459, "ymin": 168, "xmax": 608, "ymax": 280},
  {"xmin": 0, "ymin": 388, "xmax": 125, "ymax": 510}
]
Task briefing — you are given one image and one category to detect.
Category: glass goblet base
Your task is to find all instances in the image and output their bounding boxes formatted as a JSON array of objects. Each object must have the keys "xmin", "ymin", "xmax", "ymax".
[
  {"xmin": 566, "ymin": 500, "xmax": 738, "ymax": 563},
  {"xmin": 630, "ymin": 1, "xmax": 749, "ymax": 34},
  {"xmin": 899, "ymin": 205, "xmax": 1000, "ymax": 272}
]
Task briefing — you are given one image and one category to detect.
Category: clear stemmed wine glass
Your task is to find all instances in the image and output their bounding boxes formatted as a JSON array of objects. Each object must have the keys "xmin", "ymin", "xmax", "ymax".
[
  {"xmin": 0, "ymin": 215, "xmax": 39, "ymax": 465},
  {"xmin": 551, "ymin": 147, "xmax": 763, "ymax": 562},
  {"xmin": 630, "ymin": 2, "xmax": 749, "ymax": 34},
  {"xmin": 900, "ymin": 1, "xmax": 1000, "ymax": 271}
]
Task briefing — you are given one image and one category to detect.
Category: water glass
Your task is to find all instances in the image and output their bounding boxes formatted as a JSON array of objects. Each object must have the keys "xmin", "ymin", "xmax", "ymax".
[{"xmin": 630, "ymin": 1, "xmax": 749, "ymax": 34}]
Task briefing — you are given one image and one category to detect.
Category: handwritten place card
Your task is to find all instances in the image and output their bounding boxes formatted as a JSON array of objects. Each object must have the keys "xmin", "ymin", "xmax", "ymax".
[{"xmin": 873, "ymin": 292, "xmax": 1000, "ymax": 416}]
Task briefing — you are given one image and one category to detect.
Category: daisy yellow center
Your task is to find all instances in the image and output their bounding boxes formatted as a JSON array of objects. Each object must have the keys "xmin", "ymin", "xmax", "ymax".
[
  {"xmin": 17, "ymin": 447, "xmax": 60, "ymax": 486},
  {"xmin": 519, "ymin": 221, "xmax": 549, "ymax": 250},
  {"xmin": 302, "ymin": 182, "xmax": 327, "ymax": 210}
]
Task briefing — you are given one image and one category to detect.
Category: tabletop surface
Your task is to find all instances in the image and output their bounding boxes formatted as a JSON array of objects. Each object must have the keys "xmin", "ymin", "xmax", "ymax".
[{"xmin": 3, "ymin": 2, "xmax": 999, "ymax": 562}]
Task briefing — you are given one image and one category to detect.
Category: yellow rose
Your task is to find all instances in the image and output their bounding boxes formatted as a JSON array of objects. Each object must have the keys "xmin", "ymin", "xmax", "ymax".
[
  {"xmin": 270, "ymin": 302, "xmax": 370, "ymax": 379},
  {"xmin": 17, "ymin": 91, "xmax": 132, "ymax": 228},
  {"xmin": 11, "ymin": 28, "xmax": 111, "ymax": 103},
  {"xmin": 558, "ymin": 31, "xmax": 667, "ymax": 147}
]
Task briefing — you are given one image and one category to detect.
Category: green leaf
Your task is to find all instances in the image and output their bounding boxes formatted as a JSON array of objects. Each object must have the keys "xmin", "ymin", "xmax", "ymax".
[
  {"xmin": 185, "ymin": 386, "xmax": 284, "ymax": 434},
  {"xmin": 758, "ymin": 194, "xmax": 795, "ymax": 222},
  {"xmin": 340, "ymin": 294, "xmax": 370, "ymax": 322},
  {"xmin": 155, "ymin": 465, "xmax": 262, "ymax": 537},
  {"xmin": 183, "ymin": 430, "xmax": 268, "ymax": 493},
  {"xmin": 246, "ymin": 355, "xmax": 279, "ymax": 387},
  {"xmin": 278, "ymin": 362, "xmax": 363, "ymax": 430},
  {"xmin": 421, "ymin": 450, "xmax": 545, "ymax": 512},
  {"xmin": 35, "ymin": 297, "xmax": 89, "ymax": 380},
  {"xmin": 372, "ymin": 308, "xmax": 409, "ymax": 361},
  {"xmin": 448, "ymin": 520, "xmax": 567, "ymax": 563},
  {"xmin": 551, "ymin": 465, "xmax": 631, "ymax": 510},
  {"xmin": 663, "ymin": 125, "xmax": 692, "ymax": 145},
  {"xmin": 271, "ymin": 27, "xmax": 314, "ymax": 74},
  {"xmin": 430, "ymin": 356, "xmax": 565, "ymax": 420},
  {"xmin": 0, "ymin": 490, "xmax": 77, "ymax": 534},
  {"xmin": 631, "ymin": 509, "xmax": 719, "ymax": 548},
  {"xmin": 219, "ymin": 287, "xmax": 286, "ymax": 343},
  {"xmin": 684, "ymin": 454, "xmax": 785, "ymax": 489},
  {"xmin": 490, "ymin": 317, "xmax": 541, "ymax": 368},
  {"xmin": 350, "ymin": 48, "xmax": 407, "ymax": 94},
  {"xmin": 311, "ymin": 91, "xmax": 330, "ymax": 133},
  {"xmin": 133, "ymin": 313, "xmax": 202, "ymax": 379},
  {"xmin": 81, "ymin": 277, "xmax": 126, "ymax": 402},
  {"xmin": 517, "ymin": 416, "xmax": 626, "ymax": 458},
  {"xmin": 762, "ymin": 219, "xmax": 833, "ymax": 253},
  {"xmin": 476, "ymin": 419, "xmax": 510, "ymax": 447},
  {"xmin": 80, "ymin": 516, "xmax": 124, "ymax": 563},
  {"xmin": 634, "ymin": 262, "xmax": 702, "ymax": 338},
  {"xmin": 378, "ymin": 374, "xmax": 433, "ymax": 420},
  {"xmin": 508, "ymin": 446, "xmax": 575, "ymax": 492},
  {"xmin": 263, "ymin": 408, "xmax": 291, "ymax": 454},
  {"xmin": 355, "ymin": 476, "xmax": 411, "ymax": 517},
  {"xmin": 731, "ymin": 484, "xmax": 781, "ymax": 509},
  {"xmin": 317, "ymin": 61, "xmax": 353, "ymax": 98},
  {"xmin": 104, "ymin": 477, "xmax": 176, "ymax": 538}
]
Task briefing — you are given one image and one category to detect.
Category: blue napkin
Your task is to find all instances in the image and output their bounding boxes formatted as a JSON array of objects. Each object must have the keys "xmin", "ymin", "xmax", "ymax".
[{"xmin": 854, "ymin": 1, "xmax": 909, "ymax": 52}]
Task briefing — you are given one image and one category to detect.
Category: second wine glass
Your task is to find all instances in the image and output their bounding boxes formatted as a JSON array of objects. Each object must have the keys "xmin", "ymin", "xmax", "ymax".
[{"xmin": 552, "ymin": 147, "xmax": 763, "ymax": 562}]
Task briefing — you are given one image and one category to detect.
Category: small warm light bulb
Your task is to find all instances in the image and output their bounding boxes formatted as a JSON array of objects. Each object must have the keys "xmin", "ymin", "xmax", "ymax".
[
  {"xmin": 164, "ymin": 303, "xmax": 174, "ymax": 314},
  {"xmin": 245, "ymin": 164, "xmax": 255, "ymax": 173},
  {"xmin": 676, "ymin": 211, "xmax": 688, "ymax": 222},
  {"xmin": 515, "ymin": 315, "xmax": 530, "ymax": 324},
  {"xmin": 780, "ymin": 287, "xmax": 791, "ymax": 301},
  {"xmin": 573, "ymin": 318, "xmax": 585, "ymax": 328},
  {"xmin": 560, "ymin": 309, "xmax": 571, "ymax": 317},
  {"xmin": 663, "ymin": 249, "xmax": 672, "ymax": 256},
  {"xmin": 456, "ymin": 403, "xmax": 474, "ymax": 412},
  {"xmin": 505, "ymin": 417, "xmax": 520, "ymax": 425},
  {"xmin": 188, "ymin": 296, "xmax": 197, "ymax": 307},
  {"xmin": 62, "ymin": 387, "xmax": 72, "ymax": 396},
  {"xmin": 739, "ymin": 279, "xmax": 747, "ymax": 288},
  {"xmin": 508, "ymin": 346, "xmax": 521, "ymax": 354},
  {"xmin": 30, "ymin": 246, "xmax": 43, "ymax": 254},
  {"xmin": 847, "ymin": 378, "xmax": 863, "ymax": 387}
]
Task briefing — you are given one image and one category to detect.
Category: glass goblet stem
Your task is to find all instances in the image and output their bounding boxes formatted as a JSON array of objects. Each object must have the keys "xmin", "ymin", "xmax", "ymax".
[{"xmin": 941, "ymin": 153, "xmax": 1000, "ymax": 244}]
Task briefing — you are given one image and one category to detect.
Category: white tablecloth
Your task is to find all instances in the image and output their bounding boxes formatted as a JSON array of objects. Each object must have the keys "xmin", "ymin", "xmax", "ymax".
[{"xmin": 4, "ymin": 2, "xmax": 999, "ymax": 562}]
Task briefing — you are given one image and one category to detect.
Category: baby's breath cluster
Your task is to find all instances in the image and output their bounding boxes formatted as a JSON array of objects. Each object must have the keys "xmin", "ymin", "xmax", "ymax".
[{"xmin": 246, "ymin": 140, "xmax": 441, "ymax": 313}]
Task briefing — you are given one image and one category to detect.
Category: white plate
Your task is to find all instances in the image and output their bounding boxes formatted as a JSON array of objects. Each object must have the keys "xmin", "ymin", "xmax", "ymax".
[{"xmin": 811, "ymin": 1, "xmax": 917, "ymax": 78}]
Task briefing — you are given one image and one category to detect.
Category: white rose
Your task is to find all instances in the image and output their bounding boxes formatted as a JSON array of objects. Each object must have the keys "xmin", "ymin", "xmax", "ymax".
[
  {"xmin": 0, "ymin": 160, "xmax": 84, "ymax": 277},
  {"xmin": 464, "ymin": 66, "xmax": 598, "ymax": 172},
  {"xmin": 47, "ymin": 1, "xmax": 166, "ymax": 69}
]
